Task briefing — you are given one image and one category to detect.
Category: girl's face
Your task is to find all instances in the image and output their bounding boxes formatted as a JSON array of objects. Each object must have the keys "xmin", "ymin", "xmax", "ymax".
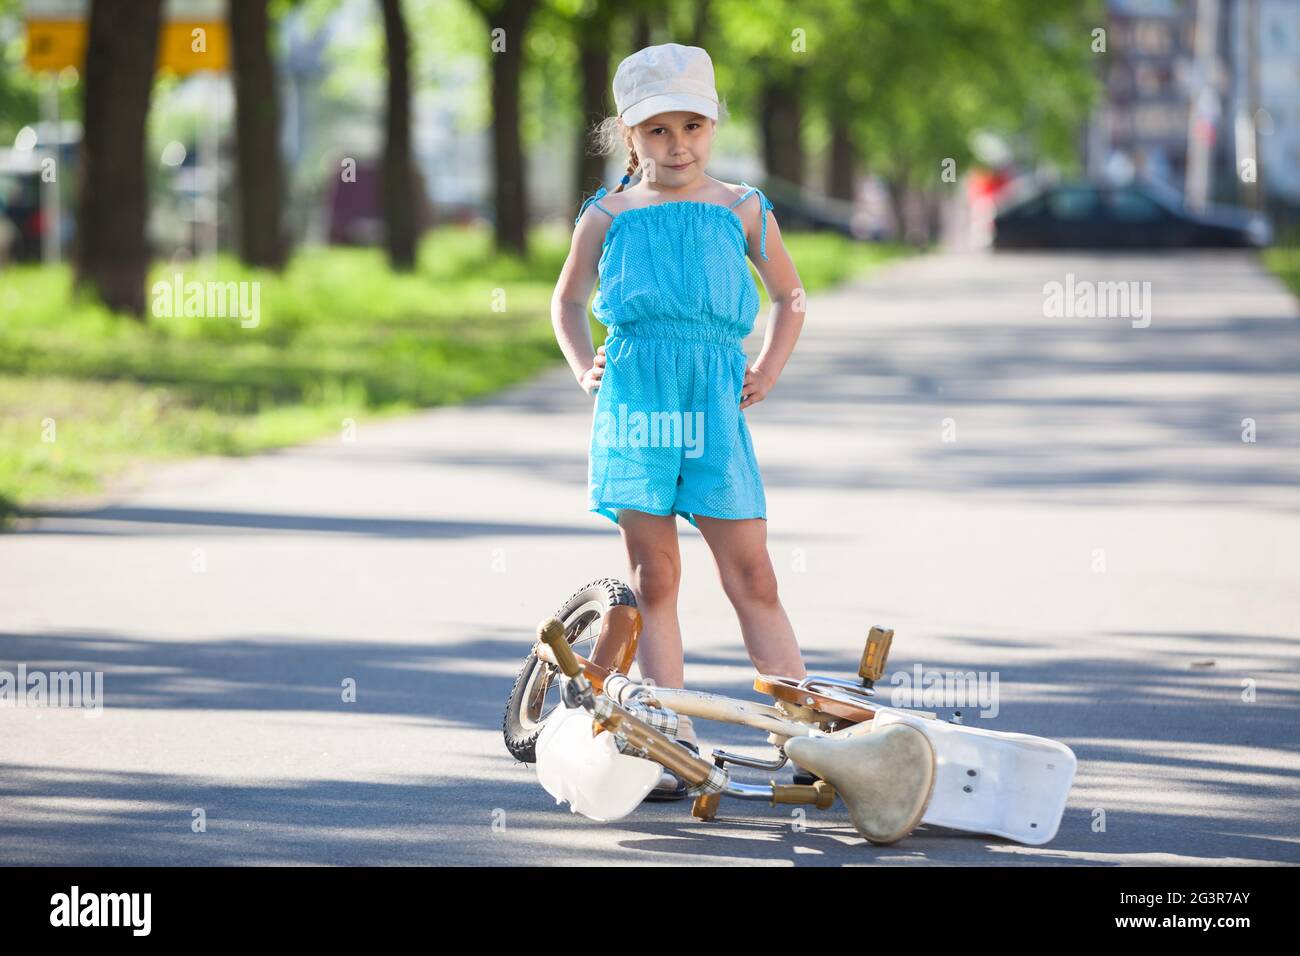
[{"xmin": 630, "ymin": 112, "xmax": 715, "ymax": 186}]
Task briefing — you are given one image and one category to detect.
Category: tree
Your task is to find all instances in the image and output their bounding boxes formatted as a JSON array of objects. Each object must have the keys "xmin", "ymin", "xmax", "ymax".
[
  {"xmin": 379, "ymin": 0, "xmax": 416, "ymax": 270},
  {"xmin": 759, "ymin": 65, "xmax": 807, "ymax": 188},
  {"xmin": 467, "ymin": 0, "xmax": 537, "ymax": 257},
  {"xmin": 827, "ymin": 118, "xmax": 856, "ymax": 202},
  {"xmin": 0, "ymin": 0, "xmax": 41, "ymax": 144},
  {"xmin": 573, "ymin": 6, "xmax": 614, "ymax": 200},
  {"xmin": 703, "ymin": 0, "xmax": 811, "ymax": 194},
  {"xmin": 76, "ymin": 0, "xmax": 163, "ymax": 317},
  {"xmin": 229, "ymin": 0, "xmax": 288, "ymax": 270},
  {"xmin": 858, "ymin": 0, "xmax": 1102, "ymax": 242}
]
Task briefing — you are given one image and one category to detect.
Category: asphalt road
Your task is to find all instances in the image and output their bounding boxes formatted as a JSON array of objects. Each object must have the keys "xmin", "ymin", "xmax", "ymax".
[{"xmin": 2, "ymin": 249, "xmax": 1298, "ymax": 866}]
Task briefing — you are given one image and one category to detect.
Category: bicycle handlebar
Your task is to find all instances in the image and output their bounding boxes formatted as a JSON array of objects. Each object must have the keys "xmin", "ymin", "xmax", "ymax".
[
  {"xmin": 536, "ymin": 618, "xmax": 721, "ymax": 792},
  {"xmin": 537, "ymin": 618, "xmax": 583, "ymax": 678}
]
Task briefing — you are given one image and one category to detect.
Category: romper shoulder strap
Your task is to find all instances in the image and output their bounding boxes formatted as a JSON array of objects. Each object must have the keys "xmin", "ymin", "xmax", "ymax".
[
  {"xmin": 575, "ymin": 185, "xmax": 615, "ymax": 225},
  {"xmin": 728, "ymin": 181, "xmax": 775, "ymax": 260}
]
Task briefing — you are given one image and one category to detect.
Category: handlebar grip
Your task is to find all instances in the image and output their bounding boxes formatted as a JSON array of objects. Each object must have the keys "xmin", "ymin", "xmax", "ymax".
[{"xmin": 537, "ymin": 618, "xmax": 582, "ymax": 678}]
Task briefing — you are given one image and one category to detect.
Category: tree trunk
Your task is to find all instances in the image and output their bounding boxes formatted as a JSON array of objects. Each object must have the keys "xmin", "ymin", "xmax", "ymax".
[
  {"xmin": 576, "ymin": 16, "xmax": 611, "ymax": 198},
  {"xmin": 759, "ymin": 68, "xmax": 804, "ymax": 188},
  {"xmin": 632, "ymin": 11, "xmax": 651, "ymax": 52},
  {"xmin": 885, "ymin": 176, "xmax": 909, "ymax": 243},
  {"xmin": 76, "ymin": 0, "xmax": 163, "ymax": 318},
  {"xmin": 487, "ymin": 0, "xmax": 535, "ymax": 257},
  {"xmin": 379, "ymin": 0, "xmax": 415, "ymax": 270},
  {"xmin": 925, "ymin": 190, "xmax": 944, "ymax": 246},
  {"xmin": 690, "ymin": 0, "xmax": 711, "ymax": 48},
  {"xmin": 229, "ymin": 0, "xmax": 288, "ymax": 270},
  {"xmin": 827, "ymin": 117, "xmax": 856, "ymax": 202}
]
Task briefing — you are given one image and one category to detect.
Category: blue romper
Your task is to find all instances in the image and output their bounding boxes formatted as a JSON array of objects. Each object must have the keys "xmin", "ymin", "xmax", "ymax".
[{"xmin": 575, "ymin": 182, "xmax": 776, "ymax": 529}]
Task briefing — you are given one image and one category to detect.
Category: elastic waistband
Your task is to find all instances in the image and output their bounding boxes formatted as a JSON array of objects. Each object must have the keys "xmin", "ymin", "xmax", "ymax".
[{"xmin": 606, "ymin": 322, "xmax": 744, "ymax": 351}]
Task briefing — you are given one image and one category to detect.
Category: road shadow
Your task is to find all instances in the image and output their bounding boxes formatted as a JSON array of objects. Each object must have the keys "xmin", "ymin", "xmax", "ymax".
[
  {"xmin": 11, "ymin": 507, "xmax": 610, "ymax": 539},
  {"xmin": 4, "ymin": 623, "xmax": 1298, "ymax": 864}
]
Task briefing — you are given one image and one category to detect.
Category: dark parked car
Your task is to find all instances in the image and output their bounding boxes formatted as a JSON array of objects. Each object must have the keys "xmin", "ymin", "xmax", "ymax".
[
  {"xmin": 0, "ymin": 161, "xmax": 44, "ymax": 262},
  {"xmin": 0, "ymin": 133, "xmax": 78, "ymax": 263},
  {"xmin": 993, "ymin": 180, "xmax": 1270, "ymax": 249}
]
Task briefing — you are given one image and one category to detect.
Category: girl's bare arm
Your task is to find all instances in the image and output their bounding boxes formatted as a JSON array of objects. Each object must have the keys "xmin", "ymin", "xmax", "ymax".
[
  {"xmin": 740, "ymin": 199, "xmax": 805, "ymax": 406},
  {"xmin": 552, "ymin": 207, "xmax": 612, "ymax": 390}
]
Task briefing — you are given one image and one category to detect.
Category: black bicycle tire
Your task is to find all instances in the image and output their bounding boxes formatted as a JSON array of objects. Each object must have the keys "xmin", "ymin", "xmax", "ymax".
[{"xmin": 501, "ymin": 577, "xmax": 637, "ymax": 763}]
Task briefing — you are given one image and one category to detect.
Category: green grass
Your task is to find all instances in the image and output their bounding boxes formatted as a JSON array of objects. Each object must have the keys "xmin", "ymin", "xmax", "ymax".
[
  {"xmin": 1262, "ymin": 230, "xmax": 1300, "ymax": 299},
  {"xmin": 0, "ymin": 224, "xmax": 907, "ymax": 526},
  {"xmin": 780, "ymin": 231, "xmax": 909, "ymax": 290}
]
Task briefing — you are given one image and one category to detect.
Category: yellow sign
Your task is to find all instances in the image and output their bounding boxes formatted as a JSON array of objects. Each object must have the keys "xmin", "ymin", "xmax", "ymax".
[
  {"xmin": 24, "ymin": 8, "xmax": 228, "ymax": 74},
  {"xmin": 157, "ymin": 21, "xmax": 229, "ymax": 75},
  {"xmin": 23, "ymin": 19, "xmax": 83, "ymax": 72}
]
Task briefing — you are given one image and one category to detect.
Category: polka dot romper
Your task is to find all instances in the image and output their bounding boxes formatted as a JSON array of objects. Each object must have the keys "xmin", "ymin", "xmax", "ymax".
[{"xmin": 575, "ymin": 181, "xmax": 776, "ymax": 529}]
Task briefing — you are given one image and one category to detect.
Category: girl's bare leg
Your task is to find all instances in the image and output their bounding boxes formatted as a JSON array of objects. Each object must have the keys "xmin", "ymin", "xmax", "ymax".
[
  {"xmin": 692, "ymin": 514, "xmax": 806, "ymax": 679},
  {"xmin": 616, "ymin": 509, "xmax": 685, "ymax": 688}
]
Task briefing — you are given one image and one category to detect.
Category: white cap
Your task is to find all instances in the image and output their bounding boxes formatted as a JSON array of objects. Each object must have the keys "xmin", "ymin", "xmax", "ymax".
[{"xmin": 613, "ymin": 43, "xmax": 719, "ymax": 128}]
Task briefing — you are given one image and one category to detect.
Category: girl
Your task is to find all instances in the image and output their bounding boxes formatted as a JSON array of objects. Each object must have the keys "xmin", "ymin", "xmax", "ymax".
[{"xmin": 551, "ymin": 43, "xmax": 808, "ymax": 798}]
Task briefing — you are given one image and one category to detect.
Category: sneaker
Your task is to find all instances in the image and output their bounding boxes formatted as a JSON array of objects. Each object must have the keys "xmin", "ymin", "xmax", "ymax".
[
  {"xmin": 792, "ymin": 767, "xmax": 822, "ymax": 786},
  {"xmin": 643, "ymin": 741, "xmax": 700, "ymax": 802}
]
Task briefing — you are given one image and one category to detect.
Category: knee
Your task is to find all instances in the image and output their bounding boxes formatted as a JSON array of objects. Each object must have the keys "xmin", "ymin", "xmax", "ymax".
[
  {"xmin": 724, "ymin": 559, "xmax": 780, "ymax": 608},
  {"xmin": 631, "ymin": 550, "xmax": 680, "ymax": 604}
]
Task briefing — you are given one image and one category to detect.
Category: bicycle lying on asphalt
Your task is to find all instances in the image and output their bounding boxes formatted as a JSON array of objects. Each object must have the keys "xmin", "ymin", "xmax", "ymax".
[{"xmin": 502, "ymin": 578, "xmax": 1076, "ymax": 846}]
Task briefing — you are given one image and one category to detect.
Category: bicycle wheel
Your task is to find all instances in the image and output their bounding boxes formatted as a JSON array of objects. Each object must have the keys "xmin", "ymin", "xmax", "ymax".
[{"xmin": 502, "ymin": 577, "xmax": 637, "ymax": 763}]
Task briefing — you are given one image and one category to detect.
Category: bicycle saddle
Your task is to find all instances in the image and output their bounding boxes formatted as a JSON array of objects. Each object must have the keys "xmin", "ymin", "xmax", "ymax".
[{"xmin": 784, "ymin": 722, "xmax": 936, "ymax": 845}]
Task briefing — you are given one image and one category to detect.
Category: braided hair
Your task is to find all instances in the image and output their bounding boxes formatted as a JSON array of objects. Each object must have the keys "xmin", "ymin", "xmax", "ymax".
[{"xmin": 589, "ymin": 115, "xmax": 637, "ymax": 191}]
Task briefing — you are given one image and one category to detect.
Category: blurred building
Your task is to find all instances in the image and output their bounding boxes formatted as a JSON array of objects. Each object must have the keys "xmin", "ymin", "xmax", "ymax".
[
  {"xmin": 1227, "ymin": 0, "xmax": 1300, "ymax": 214},
  {"xmin": 1088, "ymin": 0, "xmax": 1299, "ymax": 223}
]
